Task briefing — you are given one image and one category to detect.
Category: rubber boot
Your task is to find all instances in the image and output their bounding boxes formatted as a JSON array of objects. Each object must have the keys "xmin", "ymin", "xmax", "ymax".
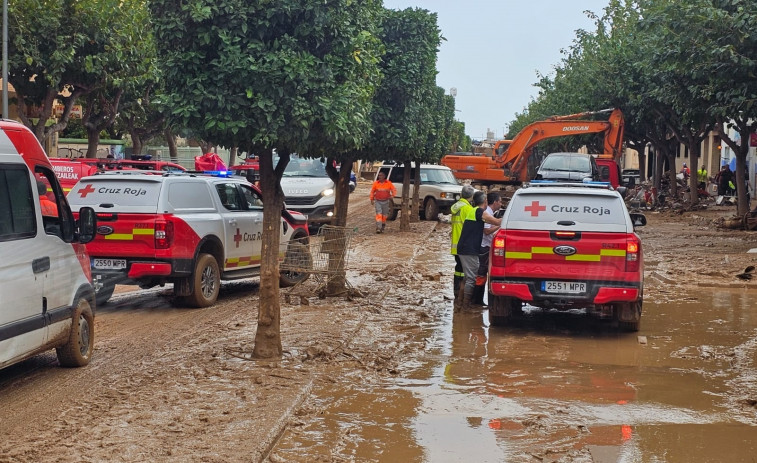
[
  {"xmin": 472, "ymin": 284, "xmax": 486, "ymax": 307},
  {"xmin": 453, "ymin": 275, "xmax": 463, "ymax": 298},
  {"xmin": 381, "ymin": 223, "xmax": 385, "ymax": 233},
  {"xmin": 462, "ymin": 290, "xmax": 474, "ymax": 311},
  {"xmin": 454, "ymin": 281, "xmax": 466, "ymax": 312},
  {"xmin": 376, "ymin": 222, "xmax": 382, "ymax": 234}
]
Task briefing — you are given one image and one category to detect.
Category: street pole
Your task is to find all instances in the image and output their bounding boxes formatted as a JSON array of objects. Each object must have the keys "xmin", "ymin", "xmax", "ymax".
[{"xmin": 2, "ymin": 0, "xmax": 7, "ymax": 119}]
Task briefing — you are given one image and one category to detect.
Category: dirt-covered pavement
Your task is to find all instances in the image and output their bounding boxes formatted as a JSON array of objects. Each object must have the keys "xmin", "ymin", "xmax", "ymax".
[{"xmin": 1, "ymin": 184, "xmax": 756, "ymax": 462}]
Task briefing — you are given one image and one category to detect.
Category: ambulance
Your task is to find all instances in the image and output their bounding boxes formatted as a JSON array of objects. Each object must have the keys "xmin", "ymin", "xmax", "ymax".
[
  {"xmin": 488, "ymin": 181, "xmax": 646, "ymax": 331},
  {"xmin": 0, "ymin": 120, "xmax": 98, "ymax": 370}
]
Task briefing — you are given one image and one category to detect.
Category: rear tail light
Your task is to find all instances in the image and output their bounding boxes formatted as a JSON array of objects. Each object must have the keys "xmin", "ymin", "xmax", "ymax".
[
  {"xmin": 625, "ymin": 236, "xmax": 640, "ymax": 272},
  {"xmin": 491, "ymin": 232, "xmax": 506, "ymax": 267},
  {"xmin": 155, "ymin": 220, "xmax": 174, "ymax": 249}
]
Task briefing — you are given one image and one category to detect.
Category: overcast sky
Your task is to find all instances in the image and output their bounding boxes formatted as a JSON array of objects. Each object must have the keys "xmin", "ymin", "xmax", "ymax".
[{"xmin": 381, "ymin": 0, "xmax": 610, "ymax": 141}]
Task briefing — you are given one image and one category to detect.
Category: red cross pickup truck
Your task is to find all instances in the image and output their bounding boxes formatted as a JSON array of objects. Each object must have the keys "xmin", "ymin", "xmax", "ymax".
[
  {"xmin": 67, "ymin": 171, "xmax": 310, "ymax": 307},
  {"xmin": 488, "ymin": 181, "xmax": 647, "ymax": 330}
]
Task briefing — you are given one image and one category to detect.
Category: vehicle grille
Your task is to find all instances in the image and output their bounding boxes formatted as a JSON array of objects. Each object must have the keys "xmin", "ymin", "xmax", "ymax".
[{"xmin": 285, "ymin": 195, "xmax": 321, "ymax": 206}]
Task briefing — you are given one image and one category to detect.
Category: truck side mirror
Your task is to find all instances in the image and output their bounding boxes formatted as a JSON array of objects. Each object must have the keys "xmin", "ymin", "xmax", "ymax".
[
  {"xmin": 629, "ymin": 212, "xmax": 647, "ymax": 227},
  {"xmin": 77, "ymin": 207, "xmax": 97, "ymax": 243}
]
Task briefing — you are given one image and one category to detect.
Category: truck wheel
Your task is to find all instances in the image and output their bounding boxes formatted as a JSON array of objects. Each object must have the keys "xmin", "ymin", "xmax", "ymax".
[
  {"xmin": 280, "ymin": 240, "xmax": 312, "ymax": 287},
  {"xmin": 616, "ymin": 300, "xmax": 642, "ymax": 332},
  {"xmin": 388, "ymin": 206, "xmax": 398, "ymax": 221},
  {"xmin": 183, "ymin": 253, "xmax": 220, "ymax": 308},
  {"xmin": 423, "ymin": 198, "xmax": 439, "ymax": 221},
  {"xmin": 488, "ymin": 295, "xmax": 520, "ymax": 326},
  {"xmin": 56, "ymin": 297, "xmax": 95, "ymax": 367},
  {"xmin": 95, "ymin": 284, "xmax": 115, "ymax": 306}
]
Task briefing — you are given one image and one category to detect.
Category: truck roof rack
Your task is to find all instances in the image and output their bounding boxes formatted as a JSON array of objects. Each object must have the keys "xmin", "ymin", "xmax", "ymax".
[{"xmin": 525, "ymin": 180, "xmax": 614, "ymax": 189}]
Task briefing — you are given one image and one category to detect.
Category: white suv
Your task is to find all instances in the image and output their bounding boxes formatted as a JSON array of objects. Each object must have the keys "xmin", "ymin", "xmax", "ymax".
[{"xmin": 376, "ymin": 163, "xmax": 463, "ymax": 221}]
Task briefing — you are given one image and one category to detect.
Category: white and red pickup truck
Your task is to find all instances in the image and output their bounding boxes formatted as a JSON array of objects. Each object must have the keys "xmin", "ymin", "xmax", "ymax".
[
  {"xmin": 488, "ymin": 181, "xmax": 646, "ymax": 331},
  {"xmin": 67, "ymin": 171, "xmax": 310, "ymax": 307}
]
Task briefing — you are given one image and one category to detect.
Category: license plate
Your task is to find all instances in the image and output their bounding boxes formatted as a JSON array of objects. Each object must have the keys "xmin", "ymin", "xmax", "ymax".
[
  {"xmin": 93, "ymin": 258, "xmax": 127, "ymax": 270},
  {"xmin": 542, "ymin": 281, "xmax": 586, "ymax": 294}
]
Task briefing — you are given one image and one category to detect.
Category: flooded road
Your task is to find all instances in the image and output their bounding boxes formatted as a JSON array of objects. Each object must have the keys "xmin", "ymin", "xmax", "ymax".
[{"xmin": 272, "ymin": 285, "xmax": 757, "ymax": 462}]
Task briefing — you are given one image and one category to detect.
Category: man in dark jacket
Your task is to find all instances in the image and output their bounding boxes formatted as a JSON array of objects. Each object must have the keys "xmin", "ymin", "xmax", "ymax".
[{"xmin": 455, "ymin": 190, "xmax": 500, "ymax": 311}]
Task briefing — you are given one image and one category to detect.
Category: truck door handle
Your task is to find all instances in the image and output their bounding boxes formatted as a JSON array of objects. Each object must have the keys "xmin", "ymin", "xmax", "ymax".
[
  {"xmin": 228, "ymin": 219, "xmax": 238, "ymax": 226},
  {"xmin": 557, "ymin": 220, "xmax": 575, "ymax": 226},
  {"xmin": 32, "ymin": 257, "xmax": 50, "ymax": 274}
]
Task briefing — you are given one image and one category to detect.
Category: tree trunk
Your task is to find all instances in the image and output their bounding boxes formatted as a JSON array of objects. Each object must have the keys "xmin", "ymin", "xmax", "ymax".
[
  {"xmin": 165, "ymin": 128, "xmax": 178, "ymax": 162},
  {"xmin": 252, "ymin": 148, "xmax": 288, "ymax": 359},
  {"xmin": 324, "ymin": 157, "xmax": 353, "ymax": 295},
  {"xmin": 228, "ymin": 146, "xmax": 238, "ymax": 167},
  {"xmin": 720, "ymin": 124, "xmax": 754, "ymax": 216},
  {"xmin": 411, "ymin": 161, "xmax": 420, "ymax": 222},
  {"xmin": 686, "ymin": 136, "xmax": 700, "ymax": 206},
  {"xmin": 399, "ymin": 161, "xmax": 412, "ymax": 231},
  {"xmin": 86, "ymin": 128, "xmax": 101, "ymax": 159},
  {"xmin": 131, "ymin": 135, "xmax": 144, "ymax": 157}
]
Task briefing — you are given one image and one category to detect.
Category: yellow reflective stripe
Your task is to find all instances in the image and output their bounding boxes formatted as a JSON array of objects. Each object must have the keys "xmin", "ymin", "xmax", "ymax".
[
  {"xmin": 505, "ymin": 251, "xmax": 532, "ymax": 259},
  {"xmin": 133, "ymin": 228, "xmax": 155, "ymax": 235},
  {"xmin": 103, "ymin": 228, "xmax": 155, "ymax": 240},
  {"xmin": 105, "ymin": 233, "xmax": 135, "ymax": 240},
  {"xmin": 600, "ymin": 249, "xmax": 626, "ymax": 257},
  {"xmin": 504, "ymin": 246, "xmax": 627, "ymax": 261},
  {"xmin": 565, "ymin": 254, "xmax": 601, "ymax": 262},
  {"xmin": 531, "ymin": 247, "xmax": 553, "ymax": 255}
]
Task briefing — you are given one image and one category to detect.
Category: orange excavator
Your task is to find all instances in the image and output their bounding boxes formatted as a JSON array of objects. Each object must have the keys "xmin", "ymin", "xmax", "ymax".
[{"xmin": 441, "ymin": 108, "xmax": 624, "ymax": 186}]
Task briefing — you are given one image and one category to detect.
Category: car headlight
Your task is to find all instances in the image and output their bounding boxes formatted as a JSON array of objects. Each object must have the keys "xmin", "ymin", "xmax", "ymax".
[{"xmin": 322, "ymin": 188, "xmax": 334, "ymax": 197}]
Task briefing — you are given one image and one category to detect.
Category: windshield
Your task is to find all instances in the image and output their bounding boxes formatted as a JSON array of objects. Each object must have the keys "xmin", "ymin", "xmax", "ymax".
[
  {"xmin": 419, "ymin": 168, "xmax": 457, "ymax": 184},
  {"xmin": 539, "ymin": 155, "xmax": 591, "ymax": 173},
  {"xmin": 277, "ymin": 157, "xmax": 328, "ymax": 178}
]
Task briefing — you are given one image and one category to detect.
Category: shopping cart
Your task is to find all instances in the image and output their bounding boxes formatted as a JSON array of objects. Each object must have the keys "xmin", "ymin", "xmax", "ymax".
[{"xmin": 280, "ymin": 225, "xmax": 357, "ymax": 302}]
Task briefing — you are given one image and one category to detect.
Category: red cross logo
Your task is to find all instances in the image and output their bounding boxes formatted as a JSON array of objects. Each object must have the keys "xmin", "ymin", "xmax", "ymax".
[
  {"xmin": 233, "ymin": 228, "xmax": 242, "ymax": 248},
  {"xmin": 77, "ymin": 184, "xmax": 96, "ymax": 198},
  {"xmin": 524, "ymin": 200, "xmax": 546, "ymax": 217}
]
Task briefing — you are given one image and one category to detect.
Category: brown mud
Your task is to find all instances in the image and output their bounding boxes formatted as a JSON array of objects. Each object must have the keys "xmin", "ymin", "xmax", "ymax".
[{"xmin": 1, "ymin": 185, "xmax": 756, "ymax": 462}]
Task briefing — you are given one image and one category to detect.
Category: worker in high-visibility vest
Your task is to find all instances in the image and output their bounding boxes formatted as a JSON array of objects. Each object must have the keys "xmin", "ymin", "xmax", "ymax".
[
  {"xmin": 450, "ymin": 185, "xmax": 475, "ymax": 300},
  {"xmin": 369, "ymin": 171, "xmax": 396, "ymax": 233},
  {"xmin": 456, "ymin": 190, "xmax": 501, "ymax": 311}
]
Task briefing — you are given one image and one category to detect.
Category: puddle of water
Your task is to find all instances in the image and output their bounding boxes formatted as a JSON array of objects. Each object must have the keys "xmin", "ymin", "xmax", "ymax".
[{"xmin": 273, "ymin": 254, "xmax": 757, "ymax": 461}]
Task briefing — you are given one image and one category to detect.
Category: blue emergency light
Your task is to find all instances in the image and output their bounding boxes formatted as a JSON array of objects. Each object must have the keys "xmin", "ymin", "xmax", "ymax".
[{"xmin": 203, "ymin": 170, "xmax": 233, "ymax": 177}]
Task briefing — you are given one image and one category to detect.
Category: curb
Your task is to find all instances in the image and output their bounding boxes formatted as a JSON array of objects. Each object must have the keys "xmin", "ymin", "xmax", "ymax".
[{"xmin": 255, "ymin": 376, "xmax": 315, "ymax": 463}]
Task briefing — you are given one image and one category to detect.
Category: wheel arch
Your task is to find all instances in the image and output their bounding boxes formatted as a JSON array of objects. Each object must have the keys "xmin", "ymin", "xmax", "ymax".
[{"xmin": 195, "ymin": 235, "xmax": 225, "ymax": 267}]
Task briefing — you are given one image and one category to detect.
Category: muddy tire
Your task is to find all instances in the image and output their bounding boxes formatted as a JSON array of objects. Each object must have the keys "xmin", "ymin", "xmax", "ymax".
[
  {"xmin": 182, "ymin": 253, "xmax": 220, "ymax": 308},
  {"xmin": 95, "ymin": 284, "xmax": 115, "ymax": 306},
  {"xmin": 488, "ymin": 295, "xmax": 520, "ymax": 326},
  {"xmin": 280, "ymin": 240, "xmax": 312, "ymax": 287},
  {"xmin": 423, "ymin": 198, "xmax": 439, "ymax": 221},
  {"xmin": 56, "ymin": 297, "xmax": 95, "ymax": 367},
  {"xmin": 616, "ymin": 300, "xmax": 642, "ymax": 332}
]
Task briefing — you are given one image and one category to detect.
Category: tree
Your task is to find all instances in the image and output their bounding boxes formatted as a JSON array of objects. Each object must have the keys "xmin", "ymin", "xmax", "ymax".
[
  {"xmin": 150, "ymin": 0, "xmax": 383, "ymax": 358},
  {"xmin": 360, "ymin": 8, "xmax": 443, "ymax": 231},
  {"xmin": 8, "ymin": 0, "xmax": 154, "ymax": 145}
]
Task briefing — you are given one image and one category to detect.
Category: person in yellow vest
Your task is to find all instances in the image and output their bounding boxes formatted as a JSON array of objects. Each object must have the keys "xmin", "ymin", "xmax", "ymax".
[
  {"xmin": 450, "ymin": 185, "xmax": 475, "ymax": 299},
  {"xmin": 455, "ymin": 190, "xmax": 501, "ymax": 311},
  {"xmin": 369, "ymin": 171, "xmax": 396, "ymax": 233}
]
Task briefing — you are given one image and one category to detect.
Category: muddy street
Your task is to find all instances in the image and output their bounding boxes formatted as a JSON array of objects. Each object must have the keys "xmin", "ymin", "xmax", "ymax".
[{"xmin": 1, "ymin": 183, "xmax": 757, "ymax": 462}]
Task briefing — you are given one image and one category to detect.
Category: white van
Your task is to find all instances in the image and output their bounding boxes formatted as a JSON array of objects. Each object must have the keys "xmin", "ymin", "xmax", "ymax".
[
  {"xmin": 0, "ymin": 120, "xmax": 98, "ymax": 369},
  {"xmin": 278, "ymin": 156, "xmax": 336, "ymax": 226}
]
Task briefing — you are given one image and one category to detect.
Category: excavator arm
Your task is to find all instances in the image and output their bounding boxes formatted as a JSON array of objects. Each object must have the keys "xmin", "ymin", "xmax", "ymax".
[{"xmin": 496, "ymin": 108, "xmax": 624, "ymax": 182}]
